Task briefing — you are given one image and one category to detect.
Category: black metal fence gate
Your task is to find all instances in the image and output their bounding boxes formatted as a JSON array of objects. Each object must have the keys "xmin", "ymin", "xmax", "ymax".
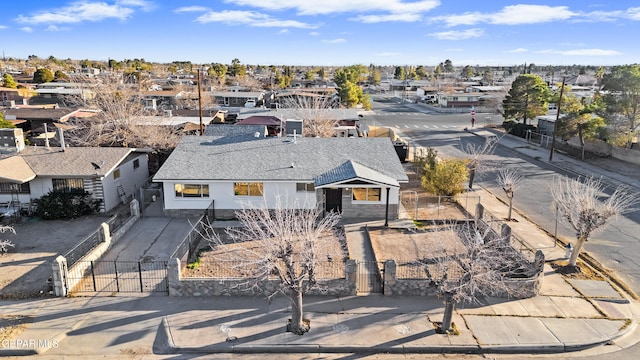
[
  {"xmin": 65, "ymin": 260, "xmax": 169, "ymax": 294},
  {"xmin": 356, "ymin": 261, "xmax": 384, "ymax": 294}
]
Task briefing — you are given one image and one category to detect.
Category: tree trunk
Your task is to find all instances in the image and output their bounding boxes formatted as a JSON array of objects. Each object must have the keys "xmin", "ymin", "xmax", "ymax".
[
  {"xmin": 440, "ymin": 292, "xmax": 456, "ymax": 333},
  {"xmin": 568, "ymin": 235, "xmax": 587, "ymax": 267},
  {"xmin": 507, "ymin": 196, "xmax": 513, "ymax": 221},
  {"xmin": 288, "ymin": 287, "xmax": 309, "ymax": 335},
  {"xmin": 468, "ymin": 169, "xmax": 476, "ymax": 190}
]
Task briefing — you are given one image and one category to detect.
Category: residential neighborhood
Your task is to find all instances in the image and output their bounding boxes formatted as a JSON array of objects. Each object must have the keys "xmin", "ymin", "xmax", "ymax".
[{"xmin": 3, "ymin": 1, "xmax": 640, "ymax": 354}]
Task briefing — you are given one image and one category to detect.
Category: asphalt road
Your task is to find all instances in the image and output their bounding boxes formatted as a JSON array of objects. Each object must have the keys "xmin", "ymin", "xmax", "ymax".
[{"xmin": 363, "ymin": 96, "xmax": 640, "ymax": 296}]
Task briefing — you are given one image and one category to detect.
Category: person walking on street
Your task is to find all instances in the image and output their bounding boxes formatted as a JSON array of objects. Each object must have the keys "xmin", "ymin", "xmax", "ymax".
[{"xmin": 471, "ymin": 117, "xmax": 476, "ymax": 128}]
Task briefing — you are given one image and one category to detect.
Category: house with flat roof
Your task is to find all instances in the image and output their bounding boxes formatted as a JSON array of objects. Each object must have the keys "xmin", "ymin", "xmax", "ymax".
[{"xmin": 153, "ymin": 136, "xmax": 408, "ymax": 222}]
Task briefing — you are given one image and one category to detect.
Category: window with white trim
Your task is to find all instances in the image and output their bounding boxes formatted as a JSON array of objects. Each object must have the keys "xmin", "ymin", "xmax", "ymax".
[
  {"xmin": 174, "ymin": 184, "xmax": 209, "ymax": 198},
  {"xmin": 352, "ymin": 187, "xmax": 381, "ymax": 202},
  {"xmin": 52, "ymin": 178, "xmax": 84, "ymax": 192},
  {"xmin": 296, "ymin": 183, "xmax": 315, "ymax": 192},
  {"xmin": 234, "ymin": 182, "xmax": 263, "ymax": 196}
]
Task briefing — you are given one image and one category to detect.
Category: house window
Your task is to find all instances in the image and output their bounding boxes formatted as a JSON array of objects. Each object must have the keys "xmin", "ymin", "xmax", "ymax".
[
  {"xmin": 113, "ymin": 169, "xmax": 121, "ymax": 180},
  {"xmin": 296, "ymin": 183, "xmax": 315, "ymax": 192},
  {"xmin": 0, "ymin": 182, "xmax": 30, "ymax": 194},
  {"xmin": 133, "ymin": 159, "xmax": 140, "ymax": 169},
  {"xmin": 52, "ymin": 178, "xmax": 84, "ymax": 192},
  {"xmin": 234, "ymin": 182, "xmax": 263, "ymax": 196},
  {"xmin": 174, "ymin": 184, "xmax": 209, "ymax": 198},
  {"xmin": 352, "ymin": 188, "xmax": 381, "ymax": 202}
]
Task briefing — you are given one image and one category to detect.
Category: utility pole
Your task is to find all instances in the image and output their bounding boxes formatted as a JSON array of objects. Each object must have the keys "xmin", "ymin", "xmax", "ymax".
[
  {"xmin": 548, "ymin": 77, "xmax": 565, "ymax": 162},
  {"xmin": 197, "ymin": 67, "xmax": 203, "ymax": 136}
]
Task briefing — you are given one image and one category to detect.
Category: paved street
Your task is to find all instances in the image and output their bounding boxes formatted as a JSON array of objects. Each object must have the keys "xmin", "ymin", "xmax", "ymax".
[{"xmin": 363, "ymin": 97, "xmax": 640, "ymax": 297}]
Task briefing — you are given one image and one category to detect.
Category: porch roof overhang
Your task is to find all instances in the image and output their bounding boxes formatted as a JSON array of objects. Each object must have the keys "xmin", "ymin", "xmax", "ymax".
[
  {"xmin": 0, "ymin": 157, "xmax": 36, "ymax": 184},
  {"xmin": 314, "ymin": 160, "xmax": 400, "ymax": 189}
]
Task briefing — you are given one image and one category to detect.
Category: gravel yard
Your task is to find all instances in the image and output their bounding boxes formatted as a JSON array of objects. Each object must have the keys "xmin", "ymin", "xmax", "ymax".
[{"xmin": 0, "ymin": 215, "xmax": 111, "ymax": 299}]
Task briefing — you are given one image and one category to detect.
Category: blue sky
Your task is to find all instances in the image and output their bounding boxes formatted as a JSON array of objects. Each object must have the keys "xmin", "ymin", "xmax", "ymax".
[{"xmin": 2, "ymin": 1, "xmax": 639, "ymax": 67}]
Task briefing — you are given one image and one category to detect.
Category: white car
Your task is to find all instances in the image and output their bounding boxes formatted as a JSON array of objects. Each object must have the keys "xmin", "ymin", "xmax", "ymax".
[{"xmin": 244, "ymin": 100, "xmax": 256, "ymax": 108}]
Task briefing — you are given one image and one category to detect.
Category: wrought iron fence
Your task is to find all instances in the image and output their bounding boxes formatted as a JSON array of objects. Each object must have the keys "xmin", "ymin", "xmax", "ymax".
[{"xmin": 67, "ymin": 260, "xmax": 168, "ymax": 293}]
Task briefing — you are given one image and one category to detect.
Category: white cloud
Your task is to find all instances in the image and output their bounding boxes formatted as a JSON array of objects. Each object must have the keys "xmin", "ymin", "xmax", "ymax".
[
  {"xmin": 0, "ymin": 25, "xmax": 7, "ymax": 30},
  {"xmin": 45, "ymin": 25, "xmax": 67, "ymax": 32},
  {"xmin": 507, "ymin": 48, "xmax": 528, "ymax": 53},
  {"xmin": 174, "ymin": 6, "xmax": 210, "ymax": 14},
  {"xmin": 309, "ymin": 31, "xmax": 320, "ymax": 36},
  {"xmin": 278, "ymin": 29, "xmax": 289, "ymax": 34},
  {"xmin": 428, "ymin": 28, "xmax": 483, "ymax": 40},
  {"xmin": 350, "ymin": 13, "xmax": 422, "ymax": 23},
  {"xmin": 430, "ymin": 5, "xmax": 576, "ymax": 27},
  {"xmin": 225, "ymin": 0, "xmax": 440, "ymax": 16},
  {"xmin": 195, "ymin": 10, "xmax": 317, "ymax": 28},
  {"xmin": 16, "ymin": 1, "xmax": 137, "ymax": 24},
  {"xmin": 322, "ymin": 38, "xmax": 347, "ymax": 44},
  {"xmin": 20, "ymin": 27, "xmax": 33, "ymax": 33}
]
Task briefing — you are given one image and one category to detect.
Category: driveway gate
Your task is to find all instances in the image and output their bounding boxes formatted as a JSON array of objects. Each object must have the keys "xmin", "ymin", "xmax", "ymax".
[
  {"xmin": 65, "ymin": 260, "xmax": 168, "ymax": 294},
  {"xmin": 356, "ymin": 261, "xmax": 384, "ymax": 294}
]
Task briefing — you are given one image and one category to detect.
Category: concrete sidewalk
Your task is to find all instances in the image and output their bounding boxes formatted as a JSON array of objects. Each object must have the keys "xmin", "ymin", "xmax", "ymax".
[{"xmin": 2, "ymin": 127, "xmax": 640, "ymax": 357}]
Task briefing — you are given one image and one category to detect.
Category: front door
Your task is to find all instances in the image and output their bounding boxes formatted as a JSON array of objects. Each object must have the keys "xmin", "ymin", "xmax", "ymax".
[{"xmin": 325, "ymin": 188, "xmax": 342, "ymax": 213}]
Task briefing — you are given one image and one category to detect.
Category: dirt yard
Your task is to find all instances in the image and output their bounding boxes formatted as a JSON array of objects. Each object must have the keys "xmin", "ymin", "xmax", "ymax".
[
  {"xmin": 183, "ymin": 229, "xmax": 347, "ymax": 278},
  {"xmin": 0, "ymin": 214, "xmax": 112, "ymax": 299},
  {"xmin": 399, "ymin": 163, "xmax": 473, "ymax": 221}
]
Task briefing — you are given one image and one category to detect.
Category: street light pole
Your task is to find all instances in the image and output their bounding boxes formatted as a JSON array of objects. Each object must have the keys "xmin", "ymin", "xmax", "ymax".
[{"xmin": 198, "ymin": 67, "xmax": 204, "ymax": 136}]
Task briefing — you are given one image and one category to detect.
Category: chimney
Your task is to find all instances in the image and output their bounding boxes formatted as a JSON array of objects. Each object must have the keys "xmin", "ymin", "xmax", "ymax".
[{"xmin": 58, "ymin": 127, "xmax": 66, "ymax": 151}]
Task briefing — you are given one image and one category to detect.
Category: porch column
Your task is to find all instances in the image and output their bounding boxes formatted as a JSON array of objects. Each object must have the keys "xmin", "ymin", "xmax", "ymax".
[{"xmin": 384, "ymin": 187, "xmax": 390, "ymax": 227}]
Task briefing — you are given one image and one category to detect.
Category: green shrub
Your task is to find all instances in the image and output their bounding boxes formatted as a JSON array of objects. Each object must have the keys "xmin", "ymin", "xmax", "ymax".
[
  {"xmin": 421, "ymin": 158, "xmax": 469, "ymax": 197},
  {"xmin": 502, "ymin": 120, "xmax": 516, "ymax": 133},
  {"xmin": 35, "ymin": 189, "xmax": 101, "ymax": 220}
]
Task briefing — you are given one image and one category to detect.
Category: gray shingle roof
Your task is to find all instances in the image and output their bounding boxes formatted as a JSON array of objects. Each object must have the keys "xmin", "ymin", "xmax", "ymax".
[
  {"xmin": 314, "ymin": 160, "xmax": 400, "ymax": 187},
  {"xmin": 153, "ymin": 136, "xmax": 408, "ymax": 183},
  {"xmin": 14, "ymin": 147, "xmax": 139, "ymax": 177}
]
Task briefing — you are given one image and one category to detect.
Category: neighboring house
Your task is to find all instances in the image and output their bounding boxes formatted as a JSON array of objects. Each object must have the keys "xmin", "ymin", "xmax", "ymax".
[
  {"xmin": 0, "ymin": 86, "xmax": 21, "ymax": 104},
  {"xmin": 1, "ymin": 107, "xmax": 92, "ymax": 140},
  {"xmin": 139, "ymin": 90, "xmax": 188, "ymax": 110},
  {"xmin": 0, "ymin": 146, "xmax": 150, "ymax": 213},
  {"xmin": 153, "ymin": 136, "xmax": 408, "ymax": 221},
  {"xmin": 32, "ymin": 82, "xmax": 95, "ymax": 105},
  {"xmin": 438, "ymin": 93, "xmax": 482, "ymax": 108},
  {"xmin": 212, "ymin": 91, "xmax": 265, "ymax": 107}
]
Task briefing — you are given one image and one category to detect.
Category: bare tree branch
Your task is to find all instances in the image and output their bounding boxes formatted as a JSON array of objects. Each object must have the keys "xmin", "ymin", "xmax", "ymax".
[
  {"xmin": 497, "ymin": 168, "xmax": 524, "ymax": 221},
  {"xmin": 550, "ymin": 176, "xmax": 638, "ymax": 267},
  {"xmin": 200, "ymin": 197, "xmax": 345, "ymax": 335},
  {"xmin": 462, "ymin": 136, "xmax": 498, "ymax": 189},
  {"xmin": 0, "ymin": 225, "xmax": 16, "ymax": 253},
  {"xmin": 280, "ymin": 95, "xmax": 339, "ymax": 138}
]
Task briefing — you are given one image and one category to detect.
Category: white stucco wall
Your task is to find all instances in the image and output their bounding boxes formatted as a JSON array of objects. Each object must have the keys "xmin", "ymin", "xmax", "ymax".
[
  {"xmin": 162, "ymin": 181, "xmax": 318, "ymax": 211},
  {"xmin": 102, "ymin": 154, "xmax": 149, "ymax": 212}
]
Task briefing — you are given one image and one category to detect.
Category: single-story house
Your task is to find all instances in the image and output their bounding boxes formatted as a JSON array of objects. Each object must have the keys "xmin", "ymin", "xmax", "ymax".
[
  {"xmin": 0, "ymin": 145, "xmax": 150, "ymax": 214},
  {"xmin": 212, "ymin": 91, "xmax": 265, "ymax": 107},
  {"xmin": 153, "ymin": 136, "xmax": 408, "ymax": 221},
  {"xmin": 438, "ymin": 93, "xmax": 482, "ymax": 108}
]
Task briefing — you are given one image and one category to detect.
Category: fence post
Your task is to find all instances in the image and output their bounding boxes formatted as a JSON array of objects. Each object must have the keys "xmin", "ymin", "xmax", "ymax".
[
  {"xmin": 501, "ymin": 224, "xmax": 512, "ymax": 243},
  {"xmin": 51, "ymin": 255, "xmax": 68, "ymax": 297},
  {"xmin": 114, "ymin": 261, "xmax": 120, "ymax": 292},
  {"xmin": 130, "ymin": 199, "xmax": 140, "ymax": 218},
  {"xmin": 100, "ymin": 223, "xmax": 111, "ymax": 247},
  {"xmin": 138, "ymin": 262, "xmax": 144, "ymax": 292},
  {"xmin": 91, "ymin": 261, "xmax": 97, "ymax": 291},
  {"xmin": 167, "ymin": 258, "xmax": 181, "ymax": 296},
  {"xmin": 383, "ymin": 260, "xmax": 396, "ymax": 296},
  {"xmin": 475, "ymin": 203, "xmax": 484, "ymax": 222}
]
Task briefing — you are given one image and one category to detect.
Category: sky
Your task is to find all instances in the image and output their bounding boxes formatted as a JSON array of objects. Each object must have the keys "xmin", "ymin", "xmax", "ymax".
[{"xmin": 1, "ymin": 1, "xmax": 639, "ymax": 67}]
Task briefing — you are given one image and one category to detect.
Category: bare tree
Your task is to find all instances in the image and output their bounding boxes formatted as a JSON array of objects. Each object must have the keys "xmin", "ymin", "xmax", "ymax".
[
  {"xmin": 201, "ymin": 198, "xmax": 345, "ymax": 335},
  {"xmin": 280, "ymin": 95, "xmax": 339, "ymax": 138},
  {"xmin": 0, "ymin": 225, "xmax": 16, "ymax": 253},
  {"xmin": 550, "ymin": 176, "xmax": 638, "ymax": 268},
  {"xmin": 462, "ymin": 136, "xmax": 498, "ymax": 189},
  {"xmin": 423, "ymin": 222, "xmax": 529, "ymax": 333},
  {"xmin": 63, "ymin": 75, "xmax": 180, "ymax": 153},
  {"xmin": 497, "ymin": 168, "xmax": 524, "ymax": 221}
]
